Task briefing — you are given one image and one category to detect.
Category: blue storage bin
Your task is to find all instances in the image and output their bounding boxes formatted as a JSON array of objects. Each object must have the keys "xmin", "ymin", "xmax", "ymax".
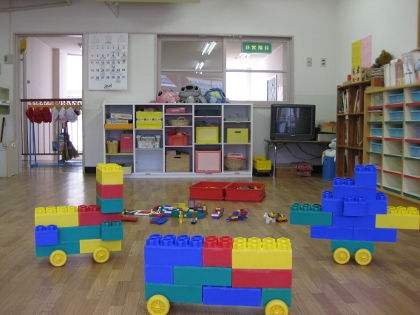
[
  {"xmin": 371, "ymin": 143, "xmax": 382, "ymax": 153},
  {"xmin": 412, "ymin": 91, "xmax": 420, "ymax": 102},
  {"xmin": 411, "ymin": 146, "xmax": 420, "ymax": 157},
  {"xmin": 371, "ymin": 128, "xmax": 382, "ymax": 137},
  {"xmin": 389, "ymin": 111, "xmax": 403, "ymax": 121},
  {"xmin": 389, "ymin": 128, "xmax": 403, "ymax": 138},
  {"xmin": 322, "ymin": 156, "xmax": 336, "ymax": 181},
  {"xmin": 389, "ymin": 93, "xmax": 404, "ymax": 104},
  {"xmin": 410, "ymin": 110, "xmax": 420, "ymax": 120}
]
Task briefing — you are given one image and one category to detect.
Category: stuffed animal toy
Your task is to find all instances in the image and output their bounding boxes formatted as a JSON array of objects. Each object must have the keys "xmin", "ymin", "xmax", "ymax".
[
  {"xmin": 372, "ymin": 50, "xmax": 393, "ymax": 68},
  {"xmin": 205, "ymin": 88, "xmax": 226, "ymax": 103},
  {"xmin": 156, "ymin": 89, "xmax": 180, "ymax": 103},
  {"xmin": 178, "ymin": 83, "xmax": 207, "ymax": 103}
]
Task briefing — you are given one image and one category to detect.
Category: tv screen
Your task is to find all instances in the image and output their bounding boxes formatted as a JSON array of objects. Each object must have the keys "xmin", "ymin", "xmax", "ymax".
[{"xmin": 270, "ymin": 104, "xmax": 316, "ymax": 141}]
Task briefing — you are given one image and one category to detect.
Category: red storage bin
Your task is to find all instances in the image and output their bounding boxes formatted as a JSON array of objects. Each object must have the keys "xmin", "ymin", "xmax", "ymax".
[
  {"xmin": 120, "ymin": 134, "xmax": 133, "ymax": 153},
  {"xmin": 189, "ymin": 181, "xmax": 231, "ymax": 200},
  {"xmin": 168, "ymin": 134, "xmax": 188, "ymax": 146},
  {"xmin": 225, "ymin": 182, "xmax": 266, "ymax": 202}
]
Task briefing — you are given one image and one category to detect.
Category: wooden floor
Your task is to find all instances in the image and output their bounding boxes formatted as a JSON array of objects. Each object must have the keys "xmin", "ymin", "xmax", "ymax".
[{"xmin": 0, "ymin": 166, "xmax": 420, "ymax": 315}]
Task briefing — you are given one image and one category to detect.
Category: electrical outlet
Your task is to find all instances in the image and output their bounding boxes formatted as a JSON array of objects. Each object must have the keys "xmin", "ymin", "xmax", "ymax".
[
  {"xmin": 321, "ymin": 58, "xmax": 326, "ymax": 67},
  {"xmin": 307, "ymin": 57, "xmax": 312, "ymax": 67}
]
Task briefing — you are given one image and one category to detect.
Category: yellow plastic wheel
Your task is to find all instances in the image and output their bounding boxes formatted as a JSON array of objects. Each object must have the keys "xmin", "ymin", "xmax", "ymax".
[
  {"xmin": 147, "ymin": 294, "xmax": 170, "ymax": 315},
  {"xmin": 49, "ymin": 250, "xmax": 67, "ymax": 267},
  {"xmin": 265, "ymin": 299, "xmax": 288, "ymax": 315},
  {"xmin": 93, "ymin": 247, "xmax": 110, "ymax": 263},
  {"xmin": 354, "ymin": 248, "xmax": 372, "ymax": 266},
  {"xmin": 333, "ymin": 247, "xmax": 350, "ymax": 265}
]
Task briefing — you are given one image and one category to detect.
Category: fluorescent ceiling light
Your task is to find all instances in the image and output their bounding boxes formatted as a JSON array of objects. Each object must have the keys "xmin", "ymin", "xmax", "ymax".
[
  {"xmin": 195, "ymin": 61, "xmax": 205, "ymax": 70},
  {"xmin": 201, "ymin": 41, "xmax": 216, "ymax": 55}
]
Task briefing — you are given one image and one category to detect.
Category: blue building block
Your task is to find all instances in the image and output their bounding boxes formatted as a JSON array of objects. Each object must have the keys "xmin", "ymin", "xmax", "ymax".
[
  {"xmin": 145, "ymin": 283, "xmax": 202, "ymax": 304},
  {"xmin": 35, "ymin": 225, "xmax": 58, "ymax": 246},
  {"xmin": 343, "ymin": 197, "xmax": 367, "ymax": 216},
  {"xmin": 367, "ymin": 193, "xmax": 388, "ymax": 215},
  {"xmin": 144, "ymin": 264, "xmax": 173, "ymax": 284},
  {"xmin": 354, "ymin": 164, "xmax": 377, "ymax": 188},
  {"xmin": 58, "ymin": 225, "xmax": 101, "ymax": 242},
  {"xmin": 144, "ymin": 234, "xmax": 204, "ymax": 266},
  {"xmin": 321, "ymin": 191, "xmax": 343, "ymax": 213},
  {"xmin": 290, "ymin": 203, "xmax": 332, "ymax": 226},
  {"xmin": 331, "ymin": 240, "xmax": 375, "ymax": 255},
  {"xmin": 35, "ymin": 241, "xmax": 80, "ymax": 257},
  {"xmin": 322, "ymin": 156, "xmax": 336, "ymax": 181},
  {"xmin": 203, "ymin": 286, "xmax": 261, "ymax": 307},
  {"xmin": 96, "ymin": 195, "xmax": 124, "ymax": 214},
  {"xmin": 332, "ymin": 178, "xmax": 377, "ymax": 201},
  {"xmin": 353, "ymin": 227, "xmax": 397, "ymax": 242},
  {"xmin": 332, "ymin": 213, "xmax": 376, "ymax": 228},
  {"xmin": 310, "ymin": 226, "xmax": 354, "ymax": 240},
  {"xmin": 262, "ymin": 288, "xmax": 292, "ymax": 307},
  {"xmin": 101, "ymin": 221, "xmax": 124, "ymax": 241}
]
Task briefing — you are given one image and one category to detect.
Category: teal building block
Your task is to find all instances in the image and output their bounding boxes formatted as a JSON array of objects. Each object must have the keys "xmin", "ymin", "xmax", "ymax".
[
  {"xmin": 173, "ymin": 266, "xmax": 232, "ymax": 286},
  {"xmin": 331, "ymin": 240, "xmax": 375, "ymax": 254},
  {"xmin": 96, "ymin": 194, "xmax": 124, "ymax": 214},
  {"xmin": 35, "ymin": 241, "xmax": 80, "ymax": 257},
  {"xmin": 145, "ymin": 283, "xmax": 202, "ymax": 304},
  {"xmin": 58, "ymin": 225, "xmax": 101, "ymax": 242},
  {"xmin": 261, "ymin": 288, "xmax": 292, "ymax": 307},
  {"xmin": 290, "ymin": 203, "xmax": 332, "ymax": 226},
  {"xmin": 101, "ymin": 221, "xmax": 124, "ymax": 241}
]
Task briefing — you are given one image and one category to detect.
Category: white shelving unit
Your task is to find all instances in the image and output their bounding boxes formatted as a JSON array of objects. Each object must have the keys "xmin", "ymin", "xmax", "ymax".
[{"xmin": 103, "ymin": 103, "xmax": 253, "ymax": 178}]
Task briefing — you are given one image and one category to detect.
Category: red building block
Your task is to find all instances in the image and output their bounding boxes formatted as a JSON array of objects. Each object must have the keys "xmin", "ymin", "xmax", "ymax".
[
  {"xmin": 78, "ymin": 204, "xmax": 121, "ymax": 226},
  {"xmin": 96, "ymin": 181, "xmax": 124, "ymax": 199},
  {"xmin": 202, "ymin": 235, "xmax": 232, "ymax": 267},
  {"xmin": 232, "ymin": 269, "xmax": 292, "ymax": 288}
]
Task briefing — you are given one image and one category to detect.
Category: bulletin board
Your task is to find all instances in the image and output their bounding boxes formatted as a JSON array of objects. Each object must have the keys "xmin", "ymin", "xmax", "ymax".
[{"xmin": 88, "ymin": 33, "xmax": 128, "ymax": 90}]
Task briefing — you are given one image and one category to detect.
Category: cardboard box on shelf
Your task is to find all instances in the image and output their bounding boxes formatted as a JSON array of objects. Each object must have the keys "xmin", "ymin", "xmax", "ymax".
[
  {"xmin": 317, "ymin": 133, "xmax": 336, "ymax": 141},
  {"xmin": 321, "ymin": 122, "xmax": 337, "ymax": 133},
  {"xmin": 351, "ymin": 67, "xmax": 371, "ymax": 82},
  {"xmin": 165, "ymin": 152, "xmax": 190, "ymax": 172},
  {"xmin": 275, "ymin": 164, "xmax": 297, "ymax": 178}
]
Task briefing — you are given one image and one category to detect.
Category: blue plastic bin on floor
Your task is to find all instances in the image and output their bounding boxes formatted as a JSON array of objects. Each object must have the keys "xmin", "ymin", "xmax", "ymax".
[{"xmin": 322, "ymin": 156, "xmax": 336, "ymax": 181}]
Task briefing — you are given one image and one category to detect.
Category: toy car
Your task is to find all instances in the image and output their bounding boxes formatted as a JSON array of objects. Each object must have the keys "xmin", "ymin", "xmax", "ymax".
[
  {"xmin": 211, "ymin": 207, "xmax": 224, "ymax": 219},
  {"xmin": 226, "ymin": 209, "xmax": 248, "ymax": 221}
]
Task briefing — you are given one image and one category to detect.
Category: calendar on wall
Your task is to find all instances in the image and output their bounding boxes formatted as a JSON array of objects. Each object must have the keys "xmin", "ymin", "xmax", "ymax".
[{"xmin": 88, "ymin": 33, "xmax": 128, "ymax": 90}]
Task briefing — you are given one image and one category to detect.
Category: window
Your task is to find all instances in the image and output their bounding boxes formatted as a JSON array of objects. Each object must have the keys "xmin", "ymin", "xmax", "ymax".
[{"xmin": 158, "ymin": 35, "xmax": 292, "ymax": 106}]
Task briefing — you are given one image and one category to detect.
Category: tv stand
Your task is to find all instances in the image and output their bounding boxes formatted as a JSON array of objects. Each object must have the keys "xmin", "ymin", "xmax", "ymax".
[{"xmin": 264, "ymin": 139, "xmax": 330, "ymax": 178}]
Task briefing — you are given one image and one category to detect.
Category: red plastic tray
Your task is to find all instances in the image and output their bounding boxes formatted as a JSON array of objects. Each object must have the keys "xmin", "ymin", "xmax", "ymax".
[
  {"xmin": 189, "ymin": 181, "xmax": 231, "ymax": 200},
  {"xmin": 224, "ymin": 182, "xmax": 266, "ymax": 202}
]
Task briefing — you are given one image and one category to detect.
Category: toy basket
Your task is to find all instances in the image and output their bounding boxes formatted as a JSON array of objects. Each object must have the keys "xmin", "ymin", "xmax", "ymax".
[
  {"xmin": 224, "ymin": 153, "xmax": 246, "ymax": 171},
  {"xmin": 167, "ymin": 117, "xmax": 190, "ymax": 126}
]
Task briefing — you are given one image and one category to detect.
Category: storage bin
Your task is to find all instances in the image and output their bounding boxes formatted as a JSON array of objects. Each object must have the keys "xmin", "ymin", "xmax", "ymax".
[
  {"xmin": 322, "ymin": 156, "xmax": 336, "ymax": 181},
  {"xmin": 195, "ymin": 150, "xmax": 221, "ymax": 173},
  {"xmin": 165, "ymin": 107, "xmax": 186, "ymax": 114},
  {"xmin": 276, "ymin": 164, "xmax": 297, "ymax": 178},
  {"xmin": 165, "ymin": 153, "xmax": 190, "ymax": 172},
  {"xmin": 412, "ymin": 91, "xmax": 420, "ymax": 102},
  {"xmin": 224, "ymin": 182, "xmax": 266, "ymax": 202},
  {"xmin": 389, "ymin": 93, "xmax": 404, "ymax": 104},
  {"xmin": 120, "ymin": 134, "xmax": 133, "ymax": 153},
  {"xmin": 410, "ymin": 110, "xmax": 420, "ymax": 120},
  {"xmin": 389, "ymin": 111, "xmax": 403, "ymax": 121},
  {"xmin": 106, "ymin": 141, "xmax": 119, "ymax": 154},
  {"xmin": 195, "ymin": 126, "xmax": 219, "ymax": 143},
  {"xmin": 195, "ymin": 109, "xmax": 219, "ymax": 116},
  {"xmin": 253, "ymin": 156, "xmax": 271, "ymax": 171},
  {"xmin": 136, "ymin": 119, "xmax": 162, "ymax": 129},
  {"xmin": 371, "ymin": 143, "xmax": 382, "ymax": 153},
  {"xmin": 135, "ymin": 111, "xmax": 163, "ymax": 119},
  {"xmin": 189, "ymin": 181, "xmax": 231, "ymax": 200},
  {"xmin": 372, "ymin": 94, "xmax": 384, "ymax": 106},
  {"xmin": 168, "ymin": 134, "xmax": 188, "ymax": 146},
  {"xmin": 226, "ymin": 128, "xmax": 249, "ymax": 143},
  {"xmin": 371, "ymin": 128, "xmax": 382, "ymax": 137},
  {"xmin": 389, "ymin": 128, "xmax": 403, "ymax": 138},
  {"xmin": 410, "ymin": 146, "xmax": 420, "ymax": 157},
  {"xmin": 136, "ymin": 135, "xmax": 161, "ymax": 148}
]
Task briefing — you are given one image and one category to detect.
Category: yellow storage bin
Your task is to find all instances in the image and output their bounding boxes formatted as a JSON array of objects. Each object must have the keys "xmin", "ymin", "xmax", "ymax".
[
  {"xmin": 227, "ymin": 128, "xmax": 249, "ymax": 143},
  {"xmin": 135, "ymin": 111, "xmax": 163, "ymax": 119},
  {"xmin": 196, "ymin": 126, "xmax": 219, "ymax": 143},
  {"xmin": 136, "ymin": 119, "xmax": 162, "ymax": 129},
  {"xmin": 253, "ymin": 156, "xmax": 271, "ymax": 171}
]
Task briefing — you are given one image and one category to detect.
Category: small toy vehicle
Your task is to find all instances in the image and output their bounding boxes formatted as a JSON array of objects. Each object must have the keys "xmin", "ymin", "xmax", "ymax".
[
  {"xmin": 226, "ymin": 209, "xmax": 248, "ymax": 221},
  {"xmin": 211, "ymin": 207, "xmax": 224, "ymax": 219}
]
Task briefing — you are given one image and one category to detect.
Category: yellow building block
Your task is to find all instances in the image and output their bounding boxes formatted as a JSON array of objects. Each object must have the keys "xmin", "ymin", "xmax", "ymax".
[
  {"xmin": 34, "ymin": 205, "xmax": 79, "ymax": 227},
  {"xmin": 376, "ymin": 206, "xmax": 420, "ymax": 230},
  {"xmin": 79, "ymin": 239, "xmax": 122, "ymax": 254},
  {"xmin": 232, "ymin": 237, "xmax": 292, "ymax": 270},
  {"xmin": 96, "ymin": 163, "xmax": 123, "ymax": 185}
]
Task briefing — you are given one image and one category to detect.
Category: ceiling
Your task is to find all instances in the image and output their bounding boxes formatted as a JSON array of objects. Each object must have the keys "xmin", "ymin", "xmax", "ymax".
[{"xmin": 36, "ymin": 35, "xmax": 83, "ymax": 56}]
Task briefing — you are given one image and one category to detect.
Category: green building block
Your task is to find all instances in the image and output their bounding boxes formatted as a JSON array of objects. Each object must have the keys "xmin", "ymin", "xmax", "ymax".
[
  {"xmin": 145, "ymin": 283, "xmax": 202, "ymax": 304},
  {"xmin": 173, "ymin": 266, "xmax": 232, "ymax": 286},
  {"xmin": 58, "ymin": 225, "xmax": 101, "ymax": 242},
  {"xmin": 331, "ymin": 240, "xmax": 375, "ymax": 254},
  {"xmin": 261, "ymin": 288, "xmax": 292, "ymax": 307},
  {"xmin": 290, "ymin": 203, "xmax": 332, "ymax": 226},
  {"xmin": 96, "ymin": 194, "xmax": 124, "ymax": 214},
  {"xmin": 101, "ymin": 221, "xmax": 124, "ymax": 241},
  {"xmin": 35, "ymin": 240, "xmax": 80, "ymax": 257}
]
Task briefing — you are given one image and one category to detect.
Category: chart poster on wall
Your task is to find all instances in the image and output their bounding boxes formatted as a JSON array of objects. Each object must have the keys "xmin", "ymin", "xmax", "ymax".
[{"xmin": 88, "ymin": 33, "xmax": 128, "ymax": 90}]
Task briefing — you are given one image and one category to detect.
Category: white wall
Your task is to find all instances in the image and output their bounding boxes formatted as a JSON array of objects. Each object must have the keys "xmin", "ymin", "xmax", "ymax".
[{"xmin": 0, "ymin": 0, "xmax": 417, "ymax": 168}]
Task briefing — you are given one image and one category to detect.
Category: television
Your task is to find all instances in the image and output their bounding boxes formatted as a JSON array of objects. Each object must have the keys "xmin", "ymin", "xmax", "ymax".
[{"xmin": 270, "ymin": 104, "xmax": 316, "ymax": 141}]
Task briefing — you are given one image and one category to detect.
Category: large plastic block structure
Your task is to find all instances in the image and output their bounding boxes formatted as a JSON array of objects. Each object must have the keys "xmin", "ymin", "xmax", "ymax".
[
  {"xmin": 376, "ymin": 206, "xmax": 420, "ymax": 229},
  {"xmin": 262, "ymin": 288, "xmax": 292, "ymax": 307},
  {"xmin": 145, "ymin": 283, "xmax": 203, "ymax": 304},
  {"xmin": 332, "ymin": 213, "xmax": 376, "ymax": 228},
  {"xmin": 96, "ymin": 195, "xmax": 124, "ymax": 214},
  {"xmin": 321, "ymin": 191, "xmax": 343, "ymax": 213},
  {"xmin": 232, "ymin": 269, "xmax": 292, "ymax": 288},
  {"xmin": 343, "ymin": 197, "xmax": 367, "ymax": 216},
  {"xmin": 58, "ymin": 225, "xmax": 101, "ymax": 242},
  {"xmin": 354, "ymin": 164, "xmax": 377, "ymax": 187},
  {"xmin": 36, "ymin": 241, "xmax": 80, "ymax": 257},
  {"xmin": 35, "ymin": 205, "xmax": 79, "ymax": 227},
  {"xmin": 202, "ymin": 235, "xmax": 232, "ymax": 267},
  {"xmin": 353, "ymin": 227, "xmax": 397, "ymax": 242},
  {"xmin": 144, "ymin": 234, "xmax": 204, "ymax": 266},
  {"xmin": 232, "ymin": 237, "xmax": 292, "ymax": 269},
  {"xmin": 96, "ymin": 181, "xmax": 124, "ymax": 199},
  {"xmin": 144, "ymin": 264, "xmax": 173, "ymax": 284},
  {"xmin": 101, "ymin": 221, "xmax": 124, "ymax": 241},
  {"xmin": 78, "ymin": 204, "xmax": 121, "ymax": 226},
  {"xmin": 367, "ymin": 193, "xmax": 388, "ymax": 215},
  {"xmin": 35, "ymin": 225, "xmax": 58, "ymax": 246},
  {"xmin": 310, "ymin": 226, "xmax": 354, "ymax": 240},
  {"xmin": 331, "ymin": 240, "xmax": 375, "ymax": 255},
  {"xmin": 79, "ymin": 239, "xmax": 122, "ymax": 253},
  {"xmin": 96, "ymin": 163, "xmax": 124, "ymax": 185},
  {"xmin": 173, "ymin": 266, "xmax": 232, "ymax": 286},
  {"xmin": 333, "ymin": 178, "xmax": 377, "ymax": 201},
  {"xmin": 290, "ymin": 203, "xmax": 332, "ymax": 226},
  {"xmin": 203, "ymin": 287, "xmax": 262, "ymax": 306}
]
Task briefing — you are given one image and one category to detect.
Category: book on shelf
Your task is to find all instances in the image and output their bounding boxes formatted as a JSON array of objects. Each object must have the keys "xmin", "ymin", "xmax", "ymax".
[
  {"xmin": 402, "ymin": 52, "xmax": 415, "ymax": 85},
  {"xmin": 410, "ymin": 48, "xmax": 420, "ymax": 83},
  {"xmin": 108, "ymin": 113, "xmax": 133, "ymax": 120},
  {"xmin": 354, "ymin": 88, "xmax": 360, "ymax": 113}
]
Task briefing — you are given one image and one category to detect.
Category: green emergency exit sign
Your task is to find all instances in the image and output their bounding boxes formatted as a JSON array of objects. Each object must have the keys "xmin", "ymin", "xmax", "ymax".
[{"xmin": 242, "ymin": 42, "xmax": 272, "ymax": 53}]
